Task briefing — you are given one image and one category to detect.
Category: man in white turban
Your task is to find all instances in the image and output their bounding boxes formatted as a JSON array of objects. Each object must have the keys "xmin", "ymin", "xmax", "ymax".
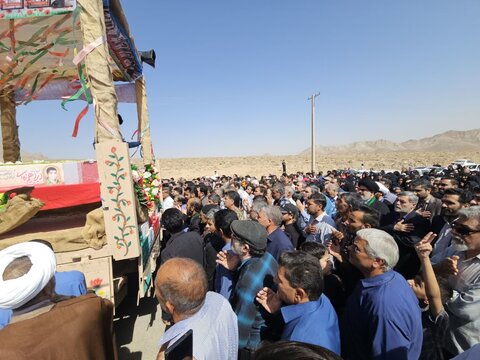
[
  {"xmin": 0, "ymin": 242, "xmax": 117, "ymax": 360},
  {"xmin": 0, "ymin": 242, "xmax": 57, "ymax": 311}
]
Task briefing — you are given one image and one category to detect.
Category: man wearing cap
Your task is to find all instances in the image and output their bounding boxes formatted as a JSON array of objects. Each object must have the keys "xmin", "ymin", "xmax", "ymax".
[
  {"xmin": 217, "ymin": 220, "xmax": 278, "ymax": 357},
  {"xmin": 0, "ymin": 241, "xmax": 116, "ymax": 359},
  {"xmin": 357, "ymin": 178, "xmax": 392, "ymax": 225},
  {"xmin": 257, "ymin": 205, "xmax": 294, "ymax": 261},
  {"xmin": 281, "ymin": 203, "xmax": 303, "ymax": 248}
]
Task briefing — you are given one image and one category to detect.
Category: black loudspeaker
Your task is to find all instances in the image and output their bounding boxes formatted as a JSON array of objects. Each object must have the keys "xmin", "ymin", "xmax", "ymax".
[
  {"xmin": 51, "ymin": 0, "xmax": 65, "ymax": 8},
  {"xmin": 139, "ymin": 50, "xmax": 156, "ymax": 68}
]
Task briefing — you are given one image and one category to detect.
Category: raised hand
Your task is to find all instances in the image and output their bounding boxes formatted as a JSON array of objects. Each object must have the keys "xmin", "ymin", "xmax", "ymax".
[
  {"xmin": 327, "ymin": 240, "xmax": 343, "ymax": 262},
  {"xmin": 296, "ymin": 199, "xmax": 305, "ymax": 213},
  {"xmin": 305, "ymin": 224, "xmax": 317, "ymax": 234},
  {"xmin": 394, "ymin": 219, "xmax": 414, "ymax": 233},
  {"xmin": 414, "ymin": 232, "xmax": 436, "ymax": 260},
  {"xmin": 216, "ymin": 250, "xmax": 240, "ymax": 271},
  {"xmin": 332, "ymin": 229, "xmax": 345, "ymax": 242},
  {"xmin": 256, "ymin": 287, "xmax": 282, "ymax": 314},
  {"xmin": 416, "ymin": 209, "xmax": 432, "ymax": 219}
]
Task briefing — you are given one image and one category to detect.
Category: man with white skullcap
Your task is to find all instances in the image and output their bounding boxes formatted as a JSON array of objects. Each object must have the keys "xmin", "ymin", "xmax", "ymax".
[{"xmin": 0, "ymin": 242, "xmax": 117, "ymax": 359}]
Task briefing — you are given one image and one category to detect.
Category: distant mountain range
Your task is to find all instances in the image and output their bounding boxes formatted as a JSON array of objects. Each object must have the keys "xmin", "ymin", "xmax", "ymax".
[
  {"xmin": 0, "ymin": 149, "xmax": 49, "ymax": 162},
  {"xmin": 301, "ymin": 129, "xmax": 480, "ymax": 155}
]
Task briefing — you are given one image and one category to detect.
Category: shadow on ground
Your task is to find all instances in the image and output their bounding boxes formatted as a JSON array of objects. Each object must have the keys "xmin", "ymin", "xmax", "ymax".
[{"xmin": 114, "ymin": 274, "xmax": 163, "ymax": 360}]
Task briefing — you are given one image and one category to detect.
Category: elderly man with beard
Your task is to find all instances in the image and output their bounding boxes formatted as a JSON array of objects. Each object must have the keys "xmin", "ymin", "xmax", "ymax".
[
  {"xmin": 432, "ymin": 206, "xmax": 480, "ymax": 357},
  {"xmin": 356, "ymin": 178, "xmax": 392, "ymax": 225},
  {"xmin": 381, "ymin": 191, "xmax": 430, "ymax": 279}
]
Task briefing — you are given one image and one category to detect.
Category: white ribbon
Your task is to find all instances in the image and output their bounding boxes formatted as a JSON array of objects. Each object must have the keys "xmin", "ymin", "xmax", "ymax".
[
  {"xmin": 0, "ymin": 242, "xmax": 56, "ymax": 309},
  {"xmin": 72, "ymin": 36, "xmax": 106, "ymax": 65}
]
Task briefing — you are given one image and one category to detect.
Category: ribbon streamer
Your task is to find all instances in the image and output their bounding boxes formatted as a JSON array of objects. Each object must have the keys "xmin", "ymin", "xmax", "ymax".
[
  {"xmin": 72, "ymin": 36, "xmax": 105, "ymax": 65},
  {"xmin": 71, "ymin": 104, "xmax": 90, "ymax": 138}
]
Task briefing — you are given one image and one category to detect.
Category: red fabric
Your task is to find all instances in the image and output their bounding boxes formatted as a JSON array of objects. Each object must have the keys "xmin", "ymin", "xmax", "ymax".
[
  {"xmin": 31, "ymin": 183, "xmax": 101, "ymax": 210},
  {"xmin": 79, "ymin": 162, "xmax": 99, "ymax": 183},
  {"xmin": 149, "ymin": 212, "xmax": 160, "ymax": 238}
]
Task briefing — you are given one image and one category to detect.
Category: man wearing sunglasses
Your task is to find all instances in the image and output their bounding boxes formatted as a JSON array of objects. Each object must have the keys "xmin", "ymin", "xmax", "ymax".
[{"xmin": 432, "ymin": 206, "xmax": 480, "ymax": 357}]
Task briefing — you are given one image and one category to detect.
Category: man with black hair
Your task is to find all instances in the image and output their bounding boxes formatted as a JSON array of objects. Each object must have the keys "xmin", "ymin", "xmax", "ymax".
[
  {"xmin": 438, "ymin": 177, "xmax": 459, "ymax": 196},
  {"xmin": 161, "ymin": 185, "xmax": 174, "ymax": 210},
  {"xmin": 198, "ymin": 183, "xmax": 209, "ymax": 206},
  {"xmin": 186, "ymin": 197, "xmax": 203, "ymax": 233},
  {"xmin": 412, "ymin": 178, "xmax": 442, "ymax": 221},
  {"xmin": 256, "ymin": 251, "xmax": 340, "ymax": 354},
  {"xmin": 160, "ymin": 208, "xmax": 205, "ymax": 266},
  {"xmin": 280, "ymin": 203, "xmax": 303, "ymax": 248},
  {"xmin": 223, "ymin": 190, "xmax": 245, "ymax": 220},
  {"xmin": 304, "ymin": 193, "xmax": 337, "ymax": 244},
  {"xmin": 430, "ymin": 188, "xmax": 473, "ymax": 261},
  {"xmin": 213, "ymin": 209, "xmax": 239, "ymax": 299}
]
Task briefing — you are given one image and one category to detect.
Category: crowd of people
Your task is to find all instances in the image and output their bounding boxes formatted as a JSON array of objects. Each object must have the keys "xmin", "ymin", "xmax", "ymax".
[
  {"xmin": 156, "ymin": 166, "xmax": 479, "ymax": 359},
  {"xmin": 0, "ymin": 165, "xmax": 479, "ymax": 359}
]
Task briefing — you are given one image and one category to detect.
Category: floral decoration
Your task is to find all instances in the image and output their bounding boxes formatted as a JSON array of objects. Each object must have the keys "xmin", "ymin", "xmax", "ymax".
[
  {"xmin": 131, "ymin": 163, "xmax": 161, "ymax": 212},
  {"xmin": 105, "ymin": 146, "xmax": 136, "ymax": 255}
]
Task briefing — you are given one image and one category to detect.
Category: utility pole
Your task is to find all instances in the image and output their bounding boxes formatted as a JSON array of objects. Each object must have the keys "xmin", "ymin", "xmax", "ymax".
[{"xmin": 308, "ymin": 92, "xmax": 320, "ymax": 174}]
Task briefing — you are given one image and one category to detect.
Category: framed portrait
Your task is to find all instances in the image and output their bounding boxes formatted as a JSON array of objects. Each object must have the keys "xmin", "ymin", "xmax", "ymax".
[
  {"xmin": 26, "ymin": 0, "xmax": 50, "ymax": 8},
  {"xmin": 44, "ymin": 165, "xmax": 62, "ymax": 185},
  {"xmin": 1, "ymin": 0, "xmax": 25, "ymax": 10}
]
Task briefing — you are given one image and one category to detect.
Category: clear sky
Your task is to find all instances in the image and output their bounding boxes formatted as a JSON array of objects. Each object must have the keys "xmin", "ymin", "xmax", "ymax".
[{"xmin": 14, "ymin": 0, "xmax": 480, "ymax": 159}]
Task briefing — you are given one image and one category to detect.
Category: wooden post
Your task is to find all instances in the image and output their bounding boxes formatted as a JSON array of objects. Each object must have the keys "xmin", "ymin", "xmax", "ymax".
[{"xmin": 0, "ymin": 90, "xmax": 20, "ymax": 162}]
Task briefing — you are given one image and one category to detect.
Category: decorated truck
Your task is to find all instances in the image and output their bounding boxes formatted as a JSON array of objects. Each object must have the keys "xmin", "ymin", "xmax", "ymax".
[{"xmin": 0, "ymin": 0, "xmax": 160, "ymax": 306}]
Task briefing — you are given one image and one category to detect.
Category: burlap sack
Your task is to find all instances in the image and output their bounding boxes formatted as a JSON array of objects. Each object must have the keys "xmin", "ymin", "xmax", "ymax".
[
  {"xmin": 82, "ymin": 207, "xmax": 107, "ymax": 250},
  {"xmin": 0, "ymin": 194, "xmax": 44, "ymax": 235}
]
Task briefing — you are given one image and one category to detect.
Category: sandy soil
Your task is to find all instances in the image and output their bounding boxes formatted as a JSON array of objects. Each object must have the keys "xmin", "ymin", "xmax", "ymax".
[{"xmin": 155, "ymin": 151, "xmax": 480, "ymax": 179}]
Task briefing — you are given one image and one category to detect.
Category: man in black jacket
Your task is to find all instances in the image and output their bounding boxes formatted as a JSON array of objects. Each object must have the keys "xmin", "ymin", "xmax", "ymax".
[
  {"xmin": 160, "ymin": 208, "xmax": 205, "ymax": 266},
  {"xmin": 357, "ymin": 178, "xmax": 392, "ymax": 226},
  {"xmin": 381, "ymin": 191, "xmax": 430, "ymax": 279}
]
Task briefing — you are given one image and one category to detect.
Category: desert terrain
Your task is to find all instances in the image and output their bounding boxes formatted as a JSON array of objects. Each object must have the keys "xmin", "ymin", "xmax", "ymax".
[{"xmin": 156, "ymin": 150, "xmax": 480, "ymax": 179}]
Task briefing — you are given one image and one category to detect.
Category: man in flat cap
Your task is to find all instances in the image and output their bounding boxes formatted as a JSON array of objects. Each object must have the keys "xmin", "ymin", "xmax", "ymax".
[{"xmin": 217, "ymin": 220, "xmax": 278, "ymax": 359}]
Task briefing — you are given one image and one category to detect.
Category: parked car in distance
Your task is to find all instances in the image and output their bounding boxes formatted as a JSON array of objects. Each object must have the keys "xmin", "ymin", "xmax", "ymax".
[
  {"xmin": 451, "ymin": 159, "xmax": 477, "ymax": 167},
  {"xmin": 466, "ymin": 164, "xmax": 480, "ymax": 172}
]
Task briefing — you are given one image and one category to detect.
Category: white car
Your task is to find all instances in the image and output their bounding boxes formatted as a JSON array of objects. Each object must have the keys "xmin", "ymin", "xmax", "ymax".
[
  {"xmin": 451, "ymin": 159, "xmax": 477, "ymax": 167},
  {"xmin": 466, "ymin": 164, "xmax": 480, "ymax": 172}
]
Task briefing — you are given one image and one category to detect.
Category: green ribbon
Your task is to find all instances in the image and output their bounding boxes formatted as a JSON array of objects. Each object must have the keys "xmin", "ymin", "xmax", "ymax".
[{"xmin": 60, "ymin": 63, "xmax": 92, "ymax": 110}]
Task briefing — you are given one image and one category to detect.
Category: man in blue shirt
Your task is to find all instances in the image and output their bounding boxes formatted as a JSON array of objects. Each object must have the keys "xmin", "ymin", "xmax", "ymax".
[
  {"xmin": 257, "ymin": 205, "xmax": 294, "ymax": 261},
  {"xmin": 256, "ymin": 251, "xmax": 340, "ymax": 354},
  {"xmin": 342, "ymin": 228, "xmax": 422, "ymax": 360},
  {"xmin": 217, "ymin": 220, "xmax": 278, "ymax": 356}
]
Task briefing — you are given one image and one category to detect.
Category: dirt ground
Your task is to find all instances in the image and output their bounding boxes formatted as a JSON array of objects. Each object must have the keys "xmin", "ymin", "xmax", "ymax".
[{"xmin": 155, "ymin": 151, "xmax": 480, "ymax": 179}]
